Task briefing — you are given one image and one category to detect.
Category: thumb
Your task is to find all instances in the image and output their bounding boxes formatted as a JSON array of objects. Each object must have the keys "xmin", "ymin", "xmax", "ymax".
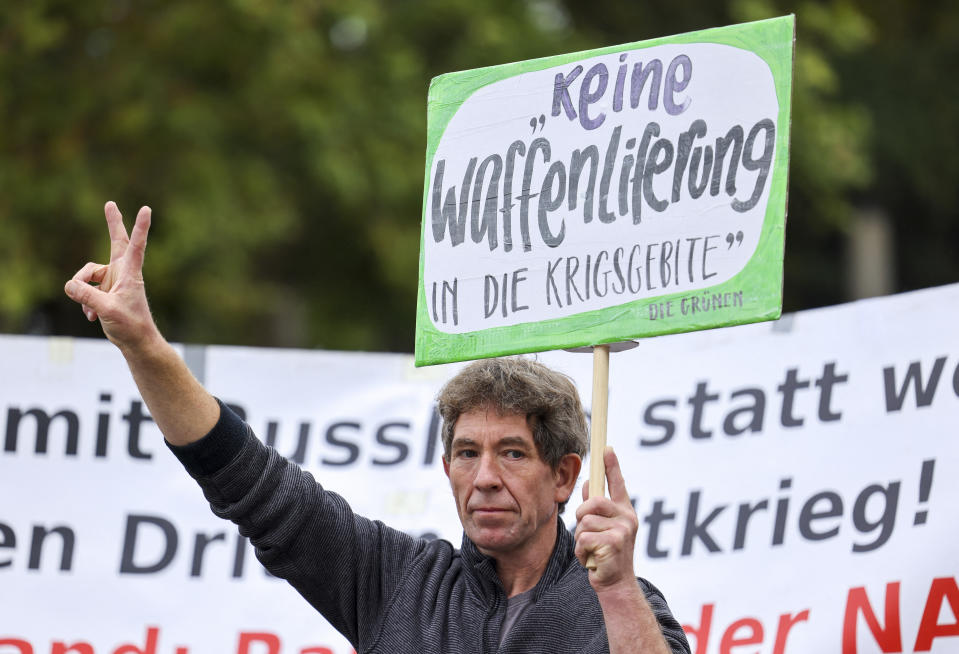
[{"xmin": 65, "ymin": 279, "xmax": 109, "ymax": 315}]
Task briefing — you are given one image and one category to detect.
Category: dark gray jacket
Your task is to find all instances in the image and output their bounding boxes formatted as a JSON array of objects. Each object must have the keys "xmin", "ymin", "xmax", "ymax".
[{"xmin": 169, "ymin": 401, "xmax": 691, "ymax": 653}]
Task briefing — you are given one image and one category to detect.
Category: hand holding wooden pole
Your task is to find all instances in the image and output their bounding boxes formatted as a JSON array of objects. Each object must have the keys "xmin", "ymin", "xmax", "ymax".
[{"xmin": 585, "ymin": 344, "xmax": 610, "ymax": 571}]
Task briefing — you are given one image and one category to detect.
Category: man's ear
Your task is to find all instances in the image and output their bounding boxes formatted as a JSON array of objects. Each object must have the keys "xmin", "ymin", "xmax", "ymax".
[
  {"xmin": 554, "ymin": 453, "xmax": 582, "ymax": 502},
  {"xmin": 442, "ymin": 457, "xmax": 450, "ymax": 479}
]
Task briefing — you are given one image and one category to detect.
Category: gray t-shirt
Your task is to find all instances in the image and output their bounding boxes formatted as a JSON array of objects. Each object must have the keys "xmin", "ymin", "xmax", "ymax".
[{"xmin": 499, "ymin": 588, "xmax": 536, "ymax": 648}]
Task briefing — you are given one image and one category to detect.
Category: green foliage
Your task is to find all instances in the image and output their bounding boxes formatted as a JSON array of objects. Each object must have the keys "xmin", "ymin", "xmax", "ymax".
[{"xmin": 0, "ymin": 0, "xmax": 954, "ymax": 350}]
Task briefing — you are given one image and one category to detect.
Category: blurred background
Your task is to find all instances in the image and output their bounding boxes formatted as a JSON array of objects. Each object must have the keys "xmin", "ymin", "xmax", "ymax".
[{"xmin": 2, "ymin": 0, "xmax": 956, "ymax": 352}]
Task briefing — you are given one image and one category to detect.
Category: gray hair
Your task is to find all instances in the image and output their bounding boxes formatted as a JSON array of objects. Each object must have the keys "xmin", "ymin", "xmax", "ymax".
[{"xmin": 437, "ymin": 356, "xmax": 588, "ymax": 470}]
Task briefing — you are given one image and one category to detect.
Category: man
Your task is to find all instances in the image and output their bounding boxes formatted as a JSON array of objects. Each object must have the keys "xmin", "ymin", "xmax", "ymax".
[{"xmin": 65, "ymin": 202, "xmax": 691, "ymax": 653}]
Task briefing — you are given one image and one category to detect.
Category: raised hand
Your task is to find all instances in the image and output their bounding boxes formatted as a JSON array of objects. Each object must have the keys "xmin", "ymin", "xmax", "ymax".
[
  {"xmin": 574, "ymin": 446, "xmax": 640, "ymax": 590},
  {"xmin": 64, "ymin": 201, "xmax": 160, "ymax": 352}
]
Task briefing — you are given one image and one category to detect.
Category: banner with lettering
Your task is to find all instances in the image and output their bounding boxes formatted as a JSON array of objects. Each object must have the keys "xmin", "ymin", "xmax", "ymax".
[
  {"xmin": 415, "ymin": 16, "xmax": 794, "ymax": 365},
  {"xmin": 1, "ymin": 283, "xmax": 957, "ymax": 653}
]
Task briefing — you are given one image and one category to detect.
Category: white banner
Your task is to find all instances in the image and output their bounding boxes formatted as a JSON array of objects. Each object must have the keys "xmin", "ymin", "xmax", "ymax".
[{"xmin": 1, "ymin": 284, "xmax": 957, "ymax": 654}]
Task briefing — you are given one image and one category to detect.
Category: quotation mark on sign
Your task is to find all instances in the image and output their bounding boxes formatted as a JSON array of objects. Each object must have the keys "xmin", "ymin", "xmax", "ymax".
[
  {"xmin": 529, "ymin": 114, "xmax": 546, "ymax": 134},
  {"xmin": 726, "ymin": 231, "xmax": 744, "ymax": 249}
]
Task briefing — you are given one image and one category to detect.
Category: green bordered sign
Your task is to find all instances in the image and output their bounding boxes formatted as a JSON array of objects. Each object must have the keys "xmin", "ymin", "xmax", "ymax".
[{"xmin": 415, "ymin": 16, "xmax": 794, "ymax": 366}]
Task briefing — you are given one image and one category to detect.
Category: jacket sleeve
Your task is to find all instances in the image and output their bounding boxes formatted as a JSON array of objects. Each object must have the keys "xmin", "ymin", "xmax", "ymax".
[
  {"xmin": 166, "ymin": 399, "xmax": 425, "ymax": 649},
  {"xmin": 639, "ymin": 577, "xmax": 692, "ymax": 654}
]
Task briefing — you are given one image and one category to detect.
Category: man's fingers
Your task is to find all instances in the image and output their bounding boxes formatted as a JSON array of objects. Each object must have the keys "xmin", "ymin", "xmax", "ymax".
[
  {"xmin": 574, "ymin": 532, "xmax": 602, "ymax": 564},
  {"xmin": 576, "ymin": 496, "xmax": 619, "ymax": 523},
  {"xmin": 125, "ymin": 206, "xmax": 152, "ymax": 273},
  {"xmin": 64, "ymin": 278, "xmax": 108, "ymax": 315},
  {"xmin": 68, "ymin": 262, "xmax": 110, "ymax": 321},
  {"xmin": 575, "ymin": 449, "xmax": 639, "ymax": 588},
  {"xmin": 71, "ymin": 261, "xmax": 109, "ymax": 286},
  {"xmin": 104, "ymin": 201, "xmax": 130, "ymax": 264},
  {"xmin": 576, "ymin": 513, "xmax": 618, "ymax": 537},
  {"xmin": 604, "ymin": 447, "xmax": 631, "ymax": 504}
]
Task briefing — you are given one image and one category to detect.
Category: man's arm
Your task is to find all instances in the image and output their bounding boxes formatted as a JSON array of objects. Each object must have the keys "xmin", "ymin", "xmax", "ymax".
[
  {"xmin": 575, "ymin": 447, "xmax": 690, "ymax": 654},
  {"xmin": 64, "ymin": 201, "xmax": 219, "ymax": 445},
  {"xmin": 65, "ymin": 203, "xmax": 429, "ymax": 647}
]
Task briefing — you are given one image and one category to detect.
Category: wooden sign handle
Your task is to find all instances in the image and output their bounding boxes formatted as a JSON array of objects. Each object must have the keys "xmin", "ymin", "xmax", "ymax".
[{"xmin": 585, "ymin": 344, "xmax": 610, "ymax": 571}]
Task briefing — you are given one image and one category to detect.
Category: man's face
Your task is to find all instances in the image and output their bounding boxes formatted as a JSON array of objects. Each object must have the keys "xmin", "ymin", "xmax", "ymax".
[{"xmin": 443, "ymin": 407, "xmax": 580, "ymax": 559}]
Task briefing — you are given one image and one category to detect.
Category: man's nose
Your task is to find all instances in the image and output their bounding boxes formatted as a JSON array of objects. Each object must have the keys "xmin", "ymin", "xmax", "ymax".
[{"xmin": 473, "ymin": 452, "xmax": 502, "ymax": 490}]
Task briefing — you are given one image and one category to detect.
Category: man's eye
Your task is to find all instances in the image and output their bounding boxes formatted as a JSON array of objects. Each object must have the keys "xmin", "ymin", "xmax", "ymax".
[
  {"xmin": 504, "ymin": 450, "xmax": 524, "ymax": 459},
  {"xmin": 457, "ymin": 449, "xmax": 477, "ymax": 458}
]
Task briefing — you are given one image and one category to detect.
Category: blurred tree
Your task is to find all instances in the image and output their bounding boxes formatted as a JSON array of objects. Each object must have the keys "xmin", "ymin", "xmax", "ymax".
[
  {"xmin": 0, "ymin": 0, "xmax": 954, "ymax": 351},
  {"xmin": 838, "ymin": 0, "xmax": 959, "ymax": 294}
]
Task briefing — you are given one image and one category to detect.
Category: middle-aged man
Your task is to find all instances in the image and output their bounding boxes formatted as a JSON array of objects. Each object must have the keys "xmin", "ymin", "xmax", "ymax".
[{"xmin": 64, "ymin": 202, "xmax": 691, "ymax": 653}]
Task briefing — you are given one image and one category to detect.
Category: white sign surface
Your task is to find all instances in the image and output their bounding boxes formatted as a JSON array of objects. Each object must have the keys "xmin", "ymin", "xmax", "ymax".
[{"xmin": 426, "ymin": 43, "xmax": 777, "ymax": 333}]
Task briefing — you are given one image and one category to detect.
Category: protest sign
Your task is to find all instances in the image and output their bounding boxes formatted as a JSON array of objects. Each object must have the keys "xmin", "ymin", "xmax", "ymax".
[
  {"xmin": 1, "ymin": 284, "xmax": 956, "ymax": 653},
  {"xmin": 416, "ymin": 16, "xmax": 794, "ymax": 365}
]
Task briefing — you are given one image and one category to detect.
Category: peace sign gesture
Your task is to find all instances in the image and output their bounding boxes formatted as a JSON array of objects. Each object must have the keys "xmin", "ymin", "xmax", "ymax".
[{"xmin": 64, "ymin": 201, "xmax": 159, "ymax": 352}]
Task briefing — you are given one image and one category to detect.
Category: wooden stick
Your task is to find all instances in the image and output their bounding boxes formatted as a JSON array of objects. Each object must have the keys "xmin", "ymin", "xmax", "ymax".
[{"xmin": 585, "ymin": 343, "xmax": 610, "ymax": 571}]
